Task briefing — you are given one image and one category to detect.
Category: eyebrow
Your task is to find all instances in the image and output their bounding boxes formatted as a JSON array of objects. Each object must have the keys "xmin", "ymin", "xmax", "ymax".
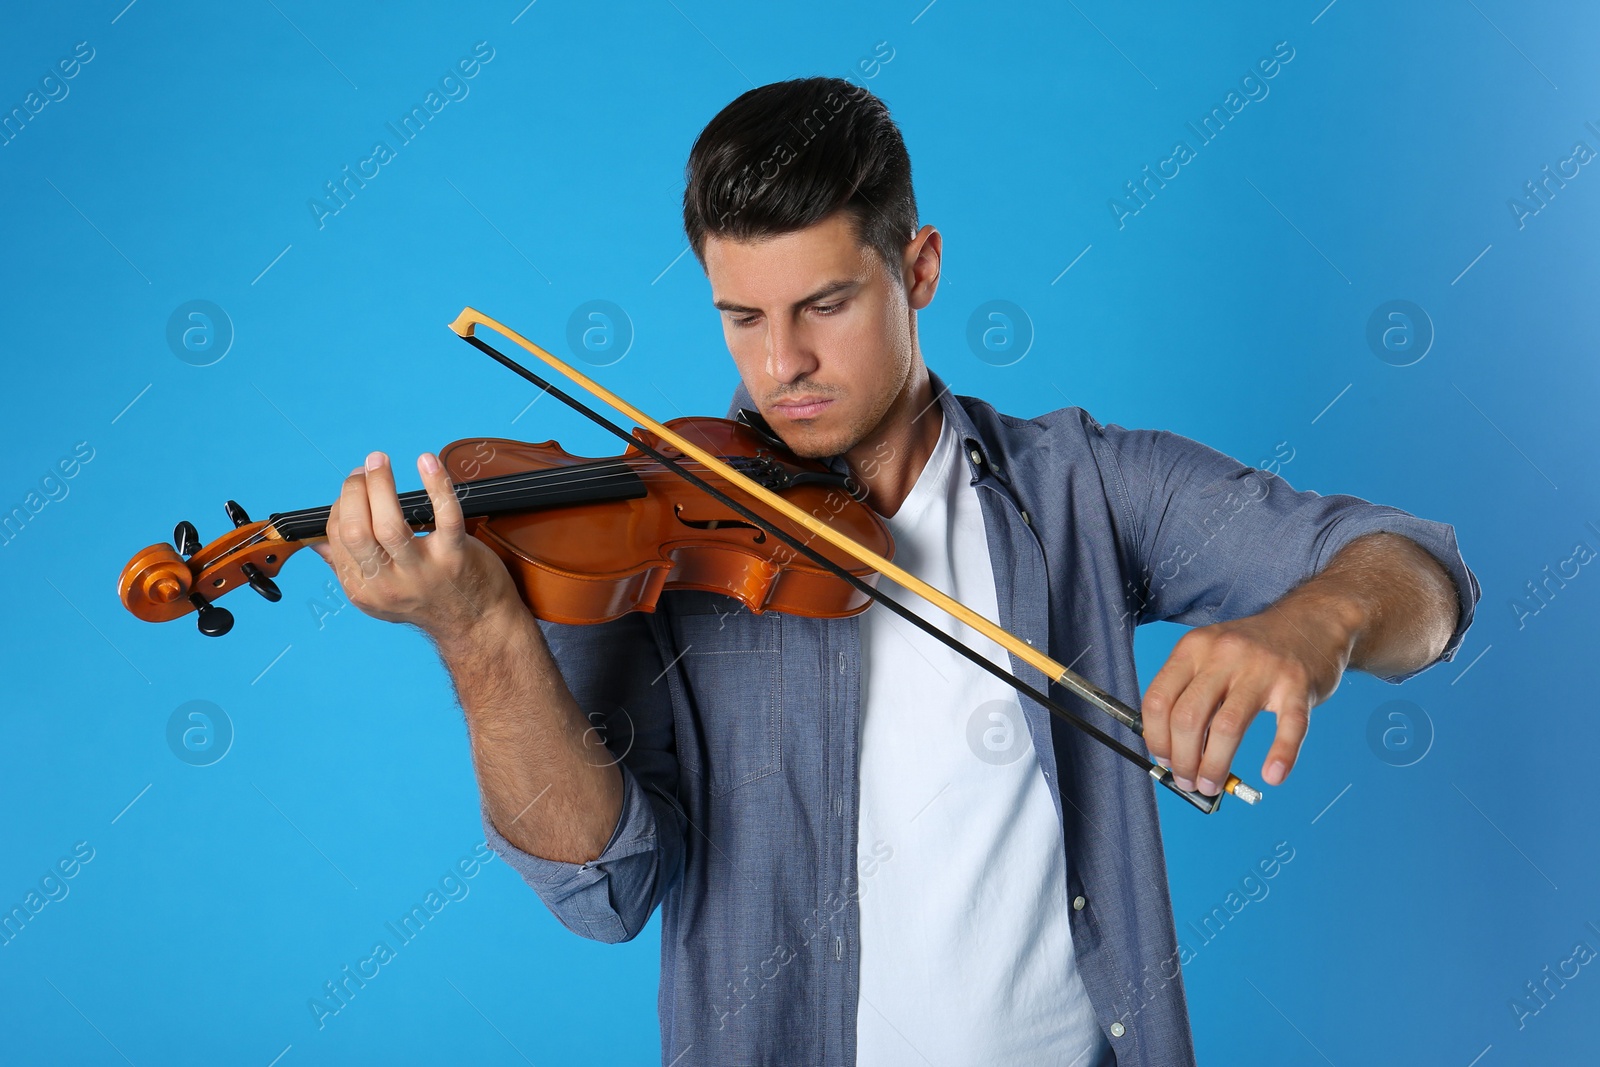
[{"xmin": 712, "ymin": 278, "xmax": 860, "ymax": 315}]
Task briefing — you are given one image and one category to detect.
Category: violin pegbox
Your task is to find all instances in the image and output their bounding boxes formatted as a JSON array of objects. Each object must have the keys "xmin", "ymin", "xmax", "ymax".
[{"xmin": 118, "ymin": 501, "xmax": 299, "ymax": 636}]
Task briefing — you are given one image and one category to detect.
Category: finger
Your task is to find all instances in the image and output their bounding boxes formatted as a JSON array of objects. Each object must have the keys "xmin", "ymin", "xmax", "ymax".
[
  {"xmin": 309, "ymin": 541, "xmax": 332, "ymax": 562},
  {"xmin": 1195, "ymin": 681, "xmax": 1267, "ymax": 795},
  {"xmin": 318, "ymin": 469, "xmax": 357, "ymax": 571},
  {"xmin": 1141, "ymin": 647, "xmax": 1199, "ymax": 770},
  {"xmin": 418, "ymin": 452, "xmax": 465, "ymax": 551},
  {"xmin": 1261, "ymin": 689, "xmax": 1311, "ymax": 786},
  {"xmin": 321, "ymin": 473, "xmax": 390, "ymax": 601},
  {"xmin": 1164, "ymin": 671, "xmax": 1228, "ymax": 791},
  {"xmin": 330, "ymin": 466, "xmax": 385, "ymax": 584},
  {"xmin": 362, "ymin": 451, "xmax": 415, "ymax": 560}
]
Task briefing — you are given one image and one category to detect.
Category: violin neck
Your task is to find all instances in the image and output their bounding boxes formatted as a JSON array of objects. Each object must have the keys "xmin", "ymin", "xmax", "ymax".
[{"xmin": 266, "ymin": 459, "xmax": 647, "ymax": 541}]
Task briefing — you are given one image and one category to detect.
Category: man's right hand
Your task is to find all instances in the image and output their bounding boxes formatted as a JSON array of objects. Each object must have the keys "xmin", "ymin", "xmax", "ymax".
[{"xmin": 310, "ymin": 449, "xmax": 522, "ymax": 644}]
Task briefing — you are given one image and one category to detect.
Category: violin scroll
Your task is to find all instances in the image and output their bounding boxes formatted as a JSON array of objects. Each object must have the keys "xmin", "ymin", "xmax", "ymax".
[
  {"xmin": 121, "ymin": 542, "xmax": 191, "ymax": 611},
  {"xmin": 118, "ymin": 502, "xmax": 302, "ymax": 636}
]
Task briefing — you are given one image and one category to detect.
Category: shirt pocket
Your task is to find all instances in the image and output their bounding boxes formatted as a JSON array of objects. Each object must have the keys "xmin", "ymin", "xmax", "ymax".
[{"xmin": 665, "ymin": 595, "xmax": 783, "ymax": 797}]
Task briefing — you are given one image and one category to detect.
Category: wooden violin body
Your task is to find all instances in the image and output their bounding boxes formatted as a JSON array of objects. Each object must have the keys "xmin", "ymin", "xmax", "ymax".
[
  {"xmin": 118, "ymin": 415, "xmax": 894, "ymax": 636},
  {"xmin": 442, "ymin": 418, "xmax": 893, "ymax": 623}
]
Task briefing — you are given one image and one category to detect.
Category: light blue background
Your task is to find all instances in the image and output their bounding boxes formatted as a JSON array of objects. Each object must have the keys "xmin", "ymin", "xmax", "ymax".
[{"xmin": 2, "ymin": 1, "xmax": 1595, "ymax": 1063}]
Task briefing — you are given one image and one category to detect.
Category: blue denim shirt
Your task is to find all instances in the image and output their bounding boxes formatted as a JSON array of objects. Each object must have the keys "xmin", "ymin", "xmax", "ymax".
[{"xmin": 479, "ymin": 369, "xmax": 1480, "ymax": 1066}]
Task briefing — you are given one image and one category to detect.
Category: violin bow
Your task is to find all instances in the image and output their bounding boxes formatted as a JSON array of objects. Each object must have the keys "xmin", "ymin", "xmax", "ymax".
[{"xmin": 448, "ymin": 307, "xmax": 1260, "ymax": 813}]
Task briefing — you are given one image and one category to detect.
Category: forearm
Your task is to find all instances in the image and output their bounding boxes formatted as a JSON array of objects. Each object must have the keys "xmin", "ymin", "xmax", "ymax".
[
  {"xmin": 1279, "ymin": 531, "xmax": 1459, "ymax": 679},
  {"xmin": 432, "ymin": 596, "xmax": 623, "ymax": 865}
]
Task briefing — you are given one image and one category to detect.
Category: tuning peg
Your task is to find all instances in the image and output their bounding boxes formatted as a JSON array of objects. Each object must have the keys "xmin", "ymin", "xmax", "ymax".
[
  {"xmin": 240, "ymin": 562, "xmax": 282, "ymax": 602},
  {"xmin": 224, "ymin": 499, "xmax": 252, "ymax": 527},
  {"xmin": 188, "ymin": 593, "xmax": 234, "ymax": 637},
  {"xmin": 174, "ymin": 520, "xmax": 200, "ymax": 558}
]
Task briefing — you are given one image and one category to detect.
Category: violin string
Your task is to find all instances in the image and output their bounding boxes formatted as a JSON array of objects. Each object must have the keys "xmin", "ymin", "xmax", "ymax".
[
  {"xmin": 217, "ymin": 466, "xmax": 615, "ymax": 555},
  {"xmin": 215, "ymin": 456, "xmax": 773, "ymax": 558},
  {"xmin": 271, "ymin": 462, "xmax": 636, "ymax": 529},
  {"xmin": 269, "ymin": 456, "xmax": 762, "ymax": 532},
  {"xmin": 454, "ymin": 332, "xmax": 1185, "ymax": 800}
]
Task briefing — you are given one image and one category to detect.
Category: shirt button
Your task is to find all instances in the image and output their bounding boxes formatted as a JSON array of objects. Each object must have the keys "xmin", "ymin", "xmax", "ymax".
[
  {"xmin": 1110, "ymin": 1022, "xmax": 1125, "ymax": 1038},
  {"xmin": 1073, "ymin": 895, "xmax": 1086, "ymax": 911},
  {"xmin": 969, "ymin": 448, "xmax": 983, "ymax": 467},
  {"xmin": 1021, "ymin": 510, "xmax": 1030, "ymax": 524}
]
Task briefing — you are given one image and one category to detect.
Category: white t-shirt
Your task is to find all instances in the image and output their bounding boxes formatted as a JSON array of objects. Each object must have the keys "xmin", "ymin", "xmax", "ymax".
[{"xmin": 855, "ymin": 408, "xmax": 1112, "ymax": 1067}]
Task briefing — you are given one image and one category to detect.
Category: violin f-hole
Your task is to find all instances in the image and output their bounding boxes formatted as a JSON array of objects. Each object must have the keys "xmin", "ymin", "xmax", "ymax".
[{"xmin": 672, "ymin": 503, "xmax": 767, "ymax": 543}]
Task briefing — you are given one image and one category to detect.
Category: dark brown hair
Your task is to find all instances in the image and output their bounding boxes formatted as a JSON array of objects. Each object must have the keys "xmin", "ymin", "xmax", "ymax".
[{"xmin": 682, "ymin": 76, "xmax": 918, "ymax": 281}]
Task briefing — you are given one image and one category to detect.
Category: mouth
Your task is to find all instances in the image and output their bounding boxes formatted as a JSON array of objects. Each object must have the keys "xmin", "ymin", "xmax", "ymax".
[{"xmin": 770, "ymin": 397, "xmax": 834, "ymax": 420}]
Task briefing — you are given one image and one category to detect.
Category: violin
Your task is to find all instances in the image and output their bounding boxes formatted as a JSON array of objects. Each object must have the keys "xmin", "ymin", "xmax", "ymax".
[
  {"xmin": 118, "ymin": 416, "xmax": 894, "ymax": 638},
  {"xmin": 118, "ymin": 306, "xmax": 1258, "ymax": 813}
]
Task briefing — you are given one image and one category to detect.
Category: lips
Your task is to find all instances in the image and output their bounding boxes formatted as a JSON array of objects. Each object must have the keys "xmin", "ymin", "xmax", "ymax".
[{"xmin": 771, "ymin": 398, "xmax": 834, "ymax": 420}]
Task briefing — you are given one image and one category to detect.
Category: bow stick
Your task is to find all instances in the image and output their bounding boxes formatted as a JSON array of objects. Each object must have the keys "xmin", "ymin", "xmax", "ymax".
[{"xmin": 449, "ymin": 307, "xmax": 1261, "ymax": 813}]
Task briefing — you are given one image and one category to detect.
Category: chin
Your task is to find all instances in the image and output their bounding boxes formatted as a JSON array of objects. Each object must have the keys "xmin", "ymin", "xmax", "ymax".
[
  {"xmin": 770, "ymin": 430, "xmax": 826, "ymax": 459},
  {"xmin": 786, "ymin": 441, "xmax": 836, "ymax": 460},
  {"xmin": 770, "ymin": 423, "xmax": 846, "ymax": 461}
]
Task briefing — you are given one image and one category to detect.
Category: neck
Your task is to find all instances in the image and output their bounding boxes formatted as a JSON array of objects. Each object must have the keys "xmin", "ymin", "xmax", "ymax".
[
  {"xmin": 268, "ymin": 459, "xmax": 649, "ymax": 540},
  {"xmin": 844, "ymin": 362, "xmax": 944, "ymax": 519}
]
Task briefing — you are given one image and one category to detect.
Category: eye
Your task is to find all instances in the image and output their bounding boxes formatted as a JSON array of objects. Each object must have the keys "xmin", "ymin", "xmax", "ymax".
[
  {"xmin": 730, "ymin": 314, "xmax": 760, "ymax": 328},
  {"xmin": 812, "ymin": 301, "xmax": 844, "ymax": 316}
]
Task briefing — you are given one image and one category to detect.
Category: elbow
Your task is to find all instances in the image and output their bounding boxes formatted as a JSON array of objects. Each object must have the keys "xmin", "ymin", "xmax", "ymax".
[{"xmin": 544, "ymin": 835, "xmax": 676, "ymax": 945}]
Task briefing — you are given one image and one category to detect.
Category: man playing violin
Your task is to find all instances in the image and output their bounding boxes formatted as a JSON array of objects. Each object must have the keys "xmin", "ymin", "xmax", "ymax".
[{"xmin": 313, "ymin": 77, "xmax": 1478, "ymax": 1067}]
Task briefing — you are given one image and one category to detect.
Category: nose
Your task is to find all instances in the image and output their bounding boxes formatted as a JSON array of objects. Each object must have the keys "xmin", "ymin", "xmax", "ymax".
[{"xmin": 764, "ymin": 316, "xmax": 818, "ymax": 385}]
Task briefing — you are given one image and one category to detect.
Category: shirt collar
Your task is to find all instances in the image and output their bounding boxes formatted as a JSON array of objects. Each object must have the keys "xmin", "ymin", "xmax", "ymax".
[{"xmin": 925, "ymin": 367, "xmax": 1007, "ymax": 486}]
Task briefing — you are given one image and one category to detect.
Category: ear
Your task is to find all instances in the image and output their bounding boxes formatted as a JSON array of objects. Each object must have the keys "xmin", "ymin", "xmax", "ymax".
[{"xmin": 903, "ymin": 224, "xmax": 941, "ymax": 310}]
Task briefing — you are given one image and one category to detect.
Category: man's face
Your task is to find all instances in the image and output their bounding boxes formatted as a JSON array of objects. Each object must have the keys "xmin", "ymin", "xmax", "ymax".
[{"xmin": 703, "ymin": 211, "xmax": 915, "ymax": 460}]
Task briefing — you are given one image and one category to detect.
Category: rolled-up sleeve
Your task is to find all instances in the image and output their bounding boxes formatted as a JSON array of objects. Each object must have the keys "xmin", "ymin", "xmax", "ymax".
[
  {"xmin": 479, "ymin": 610, "xmax": 685, "ymax": 943},
  {"xmin": 1093, "ymin": 422, "xmax": 1480, "ymax": 684}
]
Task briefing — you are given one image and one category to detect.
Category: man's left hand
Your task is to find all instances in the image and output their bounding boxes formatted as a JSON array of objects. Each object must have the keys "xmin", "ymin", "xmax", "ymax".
[{"xmin": 1140, "ymin": 602, "xmax": 1357, "ymax": 795}]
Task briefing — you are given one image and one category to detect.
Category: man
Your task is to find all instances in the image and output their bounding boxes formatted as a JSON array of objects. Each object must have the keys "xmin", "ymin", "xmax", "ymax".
[{"xmin": 313, "ymin": 77, "xmax": 1478, "ymax": 1065}]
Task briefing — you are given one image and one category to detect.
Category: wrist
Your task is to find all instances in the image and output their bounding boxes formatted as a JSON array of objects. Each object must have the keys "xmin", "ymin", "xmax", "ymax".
[
  {"xmin": 1281, "ymin": 582, "xmax": 1368, "ymax": 668},
  {"xmin": 425, "ymin": 587, "xmax": 531, "ymax": 660}
]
